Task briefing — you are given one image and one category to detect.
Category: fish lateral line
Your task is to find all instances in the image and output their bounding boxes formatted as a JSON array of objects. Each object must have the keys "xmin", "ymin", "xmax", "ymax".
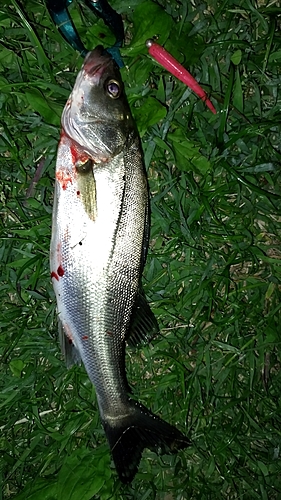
[{"xmin": 146, "ymin": 39, "xmax": 216, "ymax": 114}]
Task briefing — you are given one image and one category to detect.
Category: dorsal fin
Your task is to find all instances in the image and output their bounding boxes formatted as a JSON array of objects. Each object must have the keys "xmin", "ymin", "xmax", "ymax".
[{"xmin": 126, "ymin": 288, "xmax": 159, "ymax": 348}]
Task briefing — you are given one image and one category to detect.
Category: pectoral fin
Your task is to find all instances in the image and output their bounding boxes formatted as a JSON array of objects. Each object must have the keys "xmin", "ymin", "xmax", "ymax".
[{"xmin": 76, "ymin": 159, "xmax": 97, "ymax": 221}]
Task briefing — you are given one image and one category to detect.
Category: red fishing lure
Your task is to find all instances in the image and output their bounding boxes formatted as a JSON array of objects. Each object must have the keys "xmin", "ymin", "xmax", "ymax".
[{"xmin": 146, "ymin": 39, "xmax": 216, "ymax": 114}]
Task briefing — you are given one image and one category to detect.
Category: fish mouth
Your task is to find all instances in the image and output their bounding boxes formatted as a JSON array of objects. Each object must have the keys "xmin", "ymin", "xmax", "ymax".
[{"xmin": 83, "ymin": 46, "xmax": 113, "ymax": 80}]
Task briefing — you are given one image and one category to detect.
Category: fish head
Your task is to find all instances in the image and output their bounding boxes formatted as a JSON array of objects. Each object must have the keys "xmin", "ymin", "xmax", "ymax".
[{"xmin": 62, "ymin": 46, "xmax": 135, "ymax": 163}]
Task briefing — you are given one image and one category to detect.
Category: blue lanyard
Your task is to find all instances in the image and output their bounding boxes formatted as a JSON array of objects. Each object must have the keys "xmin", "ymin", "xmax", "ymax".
[{"xmin": 46, "ymin": 0, "xmax": 124, "ymax": 67}]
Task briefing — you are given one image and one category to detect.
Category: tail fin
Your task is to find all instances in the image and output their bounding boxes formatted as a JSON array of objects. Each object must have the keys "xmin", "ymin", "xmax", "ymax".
[{"xmin": 102, "ymin": 399, "xmax": 190, "ymax": 483}]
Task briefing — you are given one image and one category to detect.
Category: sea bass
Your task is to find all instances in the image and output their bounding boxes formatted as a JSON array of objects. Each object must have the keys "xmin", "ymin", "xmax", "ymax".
[{"xmin": 50, "ymin": 46, "xmax": 189, "ymax": 483}]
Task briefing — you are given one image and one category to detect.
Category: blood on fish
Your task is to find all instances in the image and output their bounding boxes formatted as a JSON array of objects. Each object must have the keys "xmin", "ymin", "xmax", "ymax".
[
  {"xmin": 146, "ymin": 39, "xmax": 216, "ymax": 114},
  {"xmin": 60, "ymin": 129, "xmax": 66, "ymax": 140},
  {"xmin": 51, "ymin": 271, "xmax": 59, "ymax": 281},
  {"xmin": 106, "ymin": 331, "xmax": 113, "ymax": 336},
  {"xmin": 56, "ymin": 242, "xmax": 63, "ymax": 265},
  {"xmin": 62, "ymin": 228, "xmax": 70, "ymax": 244},
  {"xmin": 63, "ymin": 322, "xmax": 74, "ymax": 344},
  {"xmin": 70, "ymin": 141, "xmax": 89, "ymax": 166},
  {"xmin": 82, "ymin": 335, "xmax": 89, "ymax": 340},
  {"xmin": 56, "ymin": 170, "xmax": 73, "ymax": 190},
  {"xmin": 57, "ymin": 265, "xmax": 64, "ymax": 277}
]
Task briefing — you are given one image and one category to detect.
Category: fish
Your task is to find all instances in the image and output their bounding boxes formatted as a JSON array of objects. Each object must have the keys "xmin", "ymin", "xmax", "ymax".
[{"xmin": 50, "ymin": 45, "xmax": 190, "ymax": 483}]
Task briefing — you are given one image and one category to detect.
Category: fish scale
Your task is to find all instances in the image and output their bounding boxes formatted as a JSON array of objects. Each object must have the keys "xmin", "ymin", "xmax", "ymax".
[{"xmin": 50, "ymin": 45, "xmax": 189, "ymax": 483}]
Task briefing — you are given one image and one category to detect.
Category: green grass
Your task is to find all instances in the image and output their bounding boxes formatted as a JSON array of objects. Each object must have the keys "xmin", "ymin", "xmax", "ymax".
[{"xmin": 1, "ymin": 0, "xmax": 281, "ymax": 498}]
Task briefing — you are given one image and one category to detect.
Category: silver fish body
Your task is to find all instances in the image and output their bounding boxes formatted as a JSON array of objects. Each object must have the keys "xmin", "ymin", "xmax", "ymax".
[{"xmin": 50, "ymin": 46, "xmax": 189, "ymax": 483}]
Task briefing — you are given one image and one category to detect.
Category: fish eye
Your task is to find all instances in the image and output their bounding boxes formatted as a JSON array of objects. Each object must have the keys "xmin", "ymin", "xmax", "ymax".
[{"xmin": 105, "ymin": 79, "xmax": 121, "ymax": 99}]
